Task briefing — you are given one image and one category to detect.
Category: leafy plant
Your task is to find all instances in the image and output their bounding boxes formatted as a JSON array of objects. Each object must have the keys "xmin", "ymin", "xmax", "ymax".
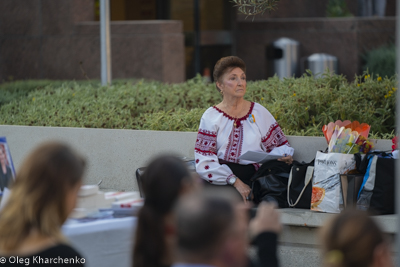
[
  {"xmin": 0, "ymin": 71, "xmax": 396, "ymax": 139},
  {"xmin": 363, "ymin": 44, "xmax": 396, "ymax": 79},
  {"xmin": 326, "ymin": 0, "xmax": 353, "ymax": 17},
  {"xmin": 231, "ymin": 0, "xmax": 281, "ymax": 16}
]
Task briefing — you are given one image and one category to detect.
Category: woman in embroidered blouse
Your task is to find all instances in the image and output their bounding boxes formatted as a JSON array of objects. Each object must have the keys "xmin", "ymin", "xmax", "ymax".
[{"xmin": 194, "ymin": 56, "xmax": 294, "ymax": 202}]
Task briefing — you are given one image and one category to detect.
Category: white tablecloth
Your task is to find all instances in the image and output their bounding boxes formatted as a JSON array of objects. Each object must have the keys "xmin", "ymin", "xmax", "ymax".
[{"xmin": 62, "ymin": 217, "xmax": 137, "ymax": 267}]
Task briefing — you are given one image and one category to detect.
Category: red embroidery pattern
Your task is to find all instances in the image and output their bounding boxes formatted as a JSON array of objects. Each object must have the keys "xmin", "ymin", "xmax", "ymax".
[
  {"xmin": 261, "ymin": 123, "xmax": 289, "ymax": 152},
  {"xmin": 205, "ymin": 165, "xmax": 210, "ymax": 170},
  {"xmin": 224, "ymin": 124, "xmax": 244, "ymax": 163},
  {"xmin": 208, "ymin": 174, "xmax": 213, "ymax": 178},
  {"xmin": 213, "ymin": 102, "xmax": 255, "ymax": 125},
  {"xmin": 195, "ymin": 159, "xmax": 199, "ymax": 164},
  {"xmin": 195, "ymin": 129, "xmax": 217, "ymax": 156}
]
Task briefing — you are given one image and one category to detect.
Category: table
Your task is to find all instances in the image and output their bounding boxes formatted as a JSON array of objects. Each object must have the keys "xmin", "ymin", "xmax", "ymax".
[{"xmin": 62, "ymin": 217, "xmax": 137, "ymax": 267}]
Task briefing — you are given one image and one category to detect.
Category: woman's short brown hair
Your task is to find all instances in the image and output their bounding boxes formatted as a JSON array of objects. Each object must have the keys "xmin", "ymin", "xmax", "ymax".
[{"xmin": 213, "ymin": 56, "xmax": 246, "ymax": 91}]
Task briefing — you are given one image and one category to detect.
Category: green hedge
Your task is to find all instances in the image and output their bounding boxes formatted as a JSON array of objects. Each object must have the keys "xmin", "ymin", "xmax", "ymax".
[
  {"xmin": 0, "ymin": 71, "xmax": 396, "ymax": 138},
  {"xmin": 326, "ymin": 0, "xmax": 353, "ymax": 17},
  {"xmin": 363, "ymin": 44, "xmax": 396, "ymax": 79}
]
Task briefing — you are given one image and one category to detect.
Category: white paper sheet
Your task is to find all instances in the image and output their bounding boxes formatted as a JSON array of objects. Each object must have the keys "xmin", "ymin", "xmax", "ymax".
[
  {"xmin": 62, "ymin": 217, "xmax": 136, "ymax": 267},
  {"xmin": 238, "ymin": 151, "xmax": 283, "ymax": 163}
]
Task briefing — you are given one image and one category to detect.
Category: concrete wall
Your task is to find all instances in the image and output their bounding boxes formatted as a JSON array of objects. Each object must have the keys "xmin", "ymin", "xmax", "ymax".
[
  {"xmin": 0, "ymin": 126, "xmax": 196, "ymax": 191},
  {"xmin": 0, "ymin": 0, "xmax": 185, "ymax": 83},
  {"xmin": 236, "ymin": 17, "xmax": 395, "ymax": 81},
  {"xmin": 0, "ymin": 125, "xmax": 392, "ymax": 191},
  {"xmin": 75, "ymin": 21, "xmax": 185, "ymax": 83}
]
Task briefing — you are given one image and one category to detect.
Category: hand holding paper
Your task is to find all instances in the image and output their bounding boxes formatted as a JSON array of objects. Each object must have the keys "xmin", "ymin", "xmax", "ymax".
[{"xmin": 239, "ymin": 146, "xmax": 294, "ymax": 164}]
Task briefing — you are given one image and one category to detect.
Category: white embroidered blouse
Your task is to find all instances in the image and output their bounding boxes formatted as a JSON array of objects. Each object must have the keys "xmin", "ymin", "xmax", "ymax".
[{"xmin": 194, "ymin": 102, "xmax": 292, "ymax": 185}]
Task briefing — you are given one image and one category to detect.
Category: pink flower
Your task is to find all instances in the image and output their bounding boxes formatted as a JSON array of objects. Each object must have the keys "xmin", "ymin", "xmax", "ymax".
[{"xmin": 392, "ymin": 136, "xmax": 398, "ymax": 151}]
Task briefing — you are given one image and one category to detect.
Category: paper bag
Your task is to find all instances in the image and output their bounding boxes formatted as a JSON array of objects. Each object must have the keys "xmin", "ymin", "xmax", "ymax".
[{"xmin": 311, "ymin": 151, "xmax": 356, "ymax": 213}]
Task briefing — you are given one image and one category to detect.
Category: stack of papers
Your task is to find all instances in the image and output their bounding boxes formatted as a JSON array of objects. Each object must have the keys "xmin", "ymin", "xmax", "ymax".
[
  {"xmin": 238, "ymin": 147, "xmax": 294, "ymax": 164},
  {"xmin": 238, "ymin": 151, "xmax": 281, "ymax": 163},
  {"xmin": 70, "ymin": 185, "xmax": 142, "ymax": 219}
]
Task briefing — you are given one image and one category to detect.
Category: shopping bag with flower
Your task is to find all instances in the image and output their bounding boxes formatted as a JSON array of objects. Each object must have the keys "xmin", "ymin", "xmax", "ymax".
[{"xmin": 311, "ymin": 121, "xmax": 374, "ymax": 213}]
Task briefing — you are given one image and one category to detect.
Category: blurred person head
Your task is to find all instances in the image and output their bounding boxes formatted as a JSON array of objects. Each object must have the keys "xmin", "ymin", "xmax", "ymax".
[
  {"xmin": 213, "ymin": 56, "xmax": 246, "ymax": 93},
  {"xmin": 174, "ymin": 188, "xmax": 248, "ymax": 267},
  {"xmin": 0, "ymin": 142, "xmax": 86, "ymax": 252},
  {"xmin": 320, "ymin": 209, "xmax": 393, "ymax": 267},
  {"xmin": 133, "ymin": 155, "xmax": 197, "ymax": 267}
]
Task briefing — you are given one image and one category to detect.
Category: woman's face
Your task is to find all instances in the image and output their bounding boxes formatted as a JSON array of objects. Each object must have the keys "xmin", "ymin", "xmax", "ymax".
[{"xmin": 217, "ymin": 67, "xmax": 246, "ymax": 99}]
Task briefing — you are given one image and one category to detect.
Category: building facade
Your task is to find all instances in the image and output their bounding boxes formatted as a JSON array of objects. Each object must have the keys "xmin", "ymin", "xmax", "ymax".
[{"xmin": 0, "ymin": 0, "xmax": 396, "ymax": 82}]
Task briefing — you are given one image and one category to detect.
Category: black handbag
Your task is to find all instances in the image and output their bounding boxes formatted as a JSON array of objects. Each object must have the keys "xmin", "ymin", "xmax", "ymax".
[
  {"xmin": 250, "ymin": 160, "xmax": 292, "ymax": 208},
  {"xmin": 287, "ymin": 160, "xmax": 314, "ymax": 209}
]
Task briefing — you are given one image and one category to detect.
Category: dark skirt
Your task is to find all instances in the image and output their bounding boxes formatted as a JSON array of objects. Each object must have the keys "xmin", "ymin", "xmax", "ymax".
[
  {"xmin": 203, "ymin": 159, "xmax": 292, "ymax": 208},
  {"xmin": 220, "ymin": 160, "xmax": 256, "ymax": 187}
]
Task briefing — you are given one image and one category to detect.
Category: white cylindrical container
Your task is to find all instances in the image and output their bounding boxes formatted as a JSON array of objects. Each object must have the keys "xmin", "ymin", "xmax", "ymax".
[
  {"xmin": 306, "ymin": 53, "xmax": 338, "ymax": 78},
  {"xmin": 270, "ymin": 37, "xmax": 300, "ymax": 79}
]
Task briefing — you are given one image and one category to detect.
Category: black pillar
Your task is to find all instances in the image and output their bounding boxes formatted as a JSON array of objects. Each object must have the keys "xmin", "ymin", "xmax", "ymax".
[{"xmin": 156, "ymin": 0, "xmax": 170, "ymax": 19}]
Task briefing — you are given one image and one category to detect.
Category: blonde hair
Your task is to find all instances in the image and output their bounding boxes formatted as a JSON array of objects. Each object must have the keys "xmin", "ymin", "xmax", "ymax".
[
  {"xmin": 0, "ymin": 142, "xmax": 85, "ymax": 251},
  {"xmin": 320, "ymin": 209, "xmax": 385, "ymax": 267}
]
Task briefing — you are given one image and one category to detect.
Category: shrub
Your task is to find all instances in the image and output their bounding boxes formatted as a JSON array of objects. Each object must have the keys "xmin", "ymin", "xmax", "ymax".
[
  {"xmin": 326, "ymin": 0, "xmax": 353, "ymax": 17},
  {"xmin": 0, "ymin": 72, "xmax": 396, "ymax": 138},
  {"xmin": 0, "ymin": 80, "xmax": 59, "ymax": 107},
  {"xmin": 363, "ymin": 44, "xmax": 396, "ymax": 79}
]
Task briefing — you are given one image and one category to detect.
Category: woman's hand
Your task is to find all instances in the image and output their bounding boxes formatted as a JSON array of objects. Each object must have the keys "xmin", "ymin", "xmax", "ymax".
[
  {"xmin": 278, "ymin": 154, "xmax": 293, "ymax": 165},
  {"xmin": 233, "ymin": 178, "xmax": 252, "ymax": 203}
]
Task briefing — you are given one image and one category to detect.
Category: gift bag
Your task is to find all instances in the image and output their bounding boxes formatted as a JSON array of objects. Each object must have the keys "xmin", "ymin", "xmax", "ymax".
[
  {"xmin": 287, "ymin": 160, "xmax": 314, "ymax": 209},
  {"xmin": 311, "ymin": 151, "xmax": 356, "ymax": 213}
]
